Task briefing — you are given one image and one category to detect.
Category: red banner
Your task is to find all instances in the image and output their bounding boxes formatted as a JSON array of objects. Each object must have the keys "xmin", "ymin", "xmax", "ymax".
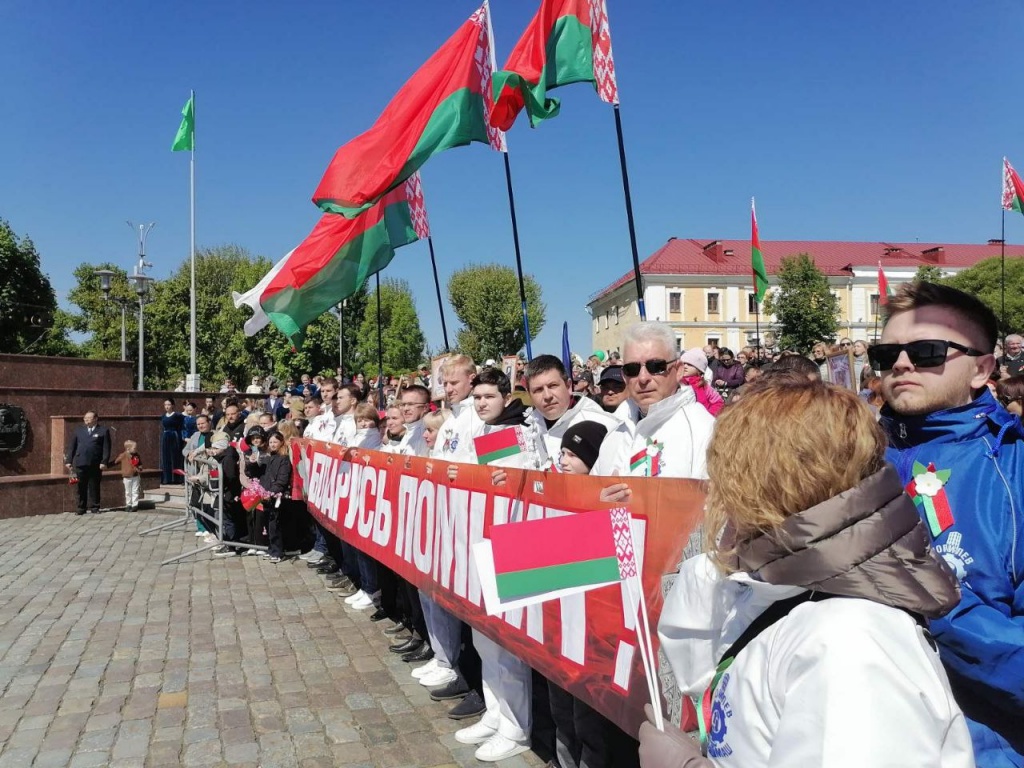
[{"xmin": 291, "ymin": 439, "xmax": 704, "ymax": 736}]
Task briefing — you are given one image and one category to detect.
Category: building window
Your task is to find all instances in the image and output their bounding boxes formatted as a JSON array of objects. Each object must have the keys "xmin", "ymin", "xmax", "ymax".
[
  {"xmin": 707, "ymin": 292, "xmax": 720, "ymax": 314},
  {"xmin": 869, "ymin": 293, "xmax": 880, "ymax": 317},
  {"xmin": 613, "ymin": 306, "xmax": 620, "ymax": 325},
  {"xmin": 593, "ymin": 317, "xmax": 599, "ymax": 334},
  {"xmin": 675, "ymin": 336, "xmax": 682, "ymax": 353},
  {"xmin": 603, "ymin": 311, "xmax": 609, "ymax": 330},
  {"xmin": 669, "ymin": 292, "xmax": 681, "ymax": 314},
  {"xmin": 707, "ymin": 336, "xmax": 720, "ymax": 348},
  {"xmin": 748, "ymin": 293, "xmax": 759, "ymax": 314}
]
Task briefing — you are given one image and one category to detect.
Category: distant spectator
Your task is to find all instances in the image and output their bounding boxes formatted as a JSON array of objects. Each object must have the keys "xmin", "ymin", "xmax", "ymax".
[
  {"xmin": 996, "ymin": 374, "xmax": 1024, "ymax": 416},
  {"xmin": 999, "ymin": 334, "xmax": 1024, "ymax": 377},
  {"xmin": 112, "ymin": 439, "xmax": 143, "ymax": 512},
  {"xmin": 160, "ymin": 399, "xmax": 185, "ymax": 485}
]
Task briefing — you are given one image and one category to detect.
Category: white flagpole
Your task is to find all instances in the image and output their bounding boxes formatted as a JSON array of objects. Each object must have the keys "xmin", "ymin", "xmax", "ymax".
[
  {"xmin": 622, "ymin": 576, "xmax": 663, "ymax": 731},
  {"xmin": 189, "ymin": 88, "xmax": 197, "ymax": 386}
]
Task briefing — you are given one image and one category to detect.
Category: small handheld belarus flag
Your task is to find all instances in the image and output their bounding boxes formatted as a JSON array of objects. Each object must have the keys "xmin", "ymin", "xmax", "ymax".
[{"xmin": 474, "ymin": 426, "xmax": 527, "ymax": 465}]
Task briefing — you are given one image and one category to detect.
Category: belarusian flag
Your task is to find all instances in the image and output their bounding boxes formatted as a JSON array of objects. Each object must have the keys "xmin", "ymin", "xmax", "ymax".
[
  {"xmin": 491, "ymin": 0, "xmax": 619, "ymax": 131},
  {"xmin": 877, "ymin": 262, "xmax": 892, "ymax": 308},
  {"xmin": 241, "ymin": 174, "xmax": 428, "ymax": 346},
  {"xmin": 473, "ymin": 509, "xmax": 637, "ymax": 615},
  {"xmin": 1003, "ymin": 157, "xmax": 1024, "ymax": 215},
  {"xmin": 751, "ymin": 198, "xmax": 769, "ymax": 304},
  {"xmin": 313, "ymin": 3, "xmax": 505, "ymax": 218},
  {"xmin": 474, "ymin": 426, "xmax": 527, "ymax": 465}
]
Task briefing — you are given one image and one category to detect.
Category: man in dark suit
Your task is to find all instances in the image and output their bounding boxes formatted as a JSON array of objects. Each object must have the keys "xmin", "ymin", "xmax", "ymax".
[
  {"xmin": 264, "ymin": 386, "xmax": 288, "ymax": 422},
  {"xmin": 64, "ymin": 411, "xmax": 112, "ymax": 515}
]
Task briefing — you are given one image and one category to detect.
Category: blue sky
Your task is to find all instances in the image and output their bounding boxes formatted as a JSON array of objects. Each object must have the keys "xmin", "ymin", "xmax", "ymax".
[{"xmin": 4, "ymin": 0, "xmax": 1024, "ymax": 361}]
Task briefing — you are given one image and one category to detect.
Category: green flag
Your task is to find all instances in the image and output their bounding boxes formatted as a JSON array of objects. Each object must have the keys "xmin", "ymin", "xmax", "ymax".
[{"xmin": 172, "ymin": 94, "xmax": 194, "ymax": 152}]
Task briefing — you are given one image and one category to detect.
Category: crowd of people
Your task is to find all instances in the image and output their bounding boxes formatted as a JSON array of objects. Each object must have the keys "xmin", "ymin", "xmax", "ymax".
[{"xmin": 83, "ymin": 280, "xmax": 1022, "ymax": 766}]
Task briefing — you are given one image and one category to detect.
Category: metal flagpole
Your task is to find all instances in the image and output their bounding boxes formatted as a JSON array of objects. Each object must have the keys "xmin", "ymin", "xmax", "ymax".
[
  {"xmin": 375, "ymin": 273, "xmax": 385, "ymax": 409},
  {"xmin": 754, "ymin": 302, "xmax": 762, "ymax": 359},
  {"xmin": 189, "ymin": 89, "xmax": 198, "ymax": 389},
  {"xmin": 1002, "ymin": 209, "xmax": 1007, "ymax": 352},
  {"xmin": 501, "ymin": 153, "xmax": 533, "ymax": 361},
  {"xmin": 612, "ymin": 105, "xmax": 646, "ymax": 321},
  {"xmin": 427, "ymin": 236, "xmax": 450, "ymax": 351},
  {"xmin": 338, "ymin": 301, "xmax": 345, "ymax": 373}
]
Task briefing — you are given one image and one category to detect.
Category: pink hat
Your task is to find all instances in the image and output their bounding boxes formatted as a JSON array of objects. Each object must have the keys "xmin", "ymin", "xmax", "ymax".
[{"xmin": 680, "ymin": 348, "xmax": 708, "ymax": 373}]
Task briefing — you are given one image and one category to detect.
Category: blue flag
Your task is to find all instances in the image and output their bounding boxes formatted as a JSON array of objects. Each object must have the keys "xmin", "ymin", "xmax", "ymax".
[{"xmin": 561, "ymin": 321, "xmax": 573, "ymax": 384}]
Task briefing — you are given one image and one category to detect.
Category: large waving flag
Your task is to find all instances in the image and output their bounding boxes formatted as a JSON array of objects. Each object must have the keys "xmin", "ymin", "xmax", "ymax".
[
  {"xmin": 751, "ymin": 198, "xmax": 769, "ymax": 303},
  {"xmin": 238, "ymin": 175, "xmax": 429, "ymax": 346},
  {"xmin": 312, "ymin": 3, "xmax": 505, "ymax": 218},
  {"xmin": 491, "ymin": 0, "xmax": 619, "ymax": 131},
  {"xmin": 1003, "ymin": 157, "xmax": 1024, "ymax": 216}
]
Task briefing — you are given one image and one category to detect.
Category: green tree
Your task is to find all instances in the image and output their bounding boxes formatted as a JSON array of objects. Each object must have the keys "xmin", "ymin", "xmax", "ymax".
[
  {"xmin": 763, "ymin": 253, "xmax": 840, "ymax": 352},
  {"xmin": 354, "ymin": 278, "xmax": 425, "ymax": 376},
  {"xmin": 65, "ymin": 262, "xmax": 139, "ymax": 361},
  {"xmin": 942, "ymin": 255, "xmax": 1024, "ymax": 336},
  {"xmin": 0, "ymin": 219, "xmax": 69, "ymax": 354},
  {"xmin": 447, "ymin": 264, "xmax": 545, "ymax": 361},
  {"xmin": 914, "ymin": 264, "xmax": 945, "ymax": 283}
]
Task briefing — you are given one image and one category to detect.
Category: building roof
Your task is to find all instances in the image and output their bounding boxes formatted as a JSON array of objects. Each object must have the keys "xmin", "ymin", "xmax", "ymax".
[{"xmin": 590, "ymin": 238, "xmax": 1020, "ymax": 303}]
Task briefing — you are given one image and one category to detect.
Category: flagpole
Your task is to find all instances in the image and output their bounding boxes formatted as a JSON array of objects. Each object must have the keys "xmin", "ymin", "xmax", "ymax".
[
  {"xmin": 501, "ymin": 152, "xmax": 533, "ymax": 361},
  {"xmin": 376, "ymin": 273, "xmax": 385, "ymax": 410},
  {"xmin": 427, "ymin": 236, "xmax": 450, "ymax": 351},
  {"xmin": 189, "ymin": 89, "xmax": 197, "ymax": 388},
  {"xmin": 755, "ymin": 301, "xmax": 762, "ymax": 359},
  {"xmin": 612, "ymin": 105, "xmax": 646, "ymax": 321},
  {"xmin": 1002, "ymin": 209, "xmax": 1007, "ymax": 352}
]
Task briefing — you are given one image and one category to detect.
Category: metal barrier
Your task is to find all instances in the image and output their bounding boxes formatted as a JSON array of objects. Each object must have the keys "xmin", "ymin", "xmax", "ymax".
[{"xmin": 139, "ymin": 452, "xmax": 270, "ymax": 566}]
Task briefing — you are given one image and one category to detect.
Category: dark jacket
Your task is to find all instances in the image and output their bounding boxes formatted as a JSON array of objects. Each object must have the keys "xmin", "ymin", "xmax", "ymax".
[
  {"xmin": 261, "ymin": 454, "xmax": 292, "ymax": 496},
  {"xmin": 490, "ymin": 398, "xmax": 528, "ymax": 428},
  {"xmin": 66, "ymin": 424, "xmax": 112, "ymax": 468}
]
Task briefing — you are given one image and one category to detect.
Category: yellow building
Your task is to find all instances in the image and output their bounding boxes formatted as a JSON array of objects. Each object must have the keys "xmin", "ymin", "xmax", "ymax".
[{"xmin": 588, "ymin": 237, "xmax": 1010, "ymax": 354}]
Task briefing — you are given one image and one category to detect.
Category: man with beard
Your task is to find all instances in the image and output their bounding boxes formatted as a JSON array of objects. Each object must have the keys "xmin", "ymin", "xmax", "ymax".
[
  {"xmin": 877, "ymin": 281, "xmax": 1024, "ymax": 767},
  {"xmin": 595, "ymin": 365, "xmax": 632, "ymax": 420}
]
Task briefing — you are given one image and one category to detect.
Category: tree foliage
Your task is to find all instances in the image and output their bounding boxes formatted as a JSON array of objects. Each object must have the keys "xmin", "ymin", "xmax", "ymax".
[
  {"xmin": 941, "ymin": 255, "xmax": 1024, "ymax": 336},
  {"xmin": 64, "ymin": 245, "xmax": 355, "ymax": 389},
  {"xmin": 763, "ymin": 253, "xmax": 840, "ymax": 352},
  {"xmin": 353, "ymin": 278, "xmax": 426, "ymax": 376},
  {"xmin": 447, "ymin": 263, "xmax": 545, "ymax": 361},
  {"xmin": 0, "ymin": 219, "xmax": 68, "ymax": 354},
  {"xmin": 914, "ymin": 264, "xmax": 945, "ymax": 283}
]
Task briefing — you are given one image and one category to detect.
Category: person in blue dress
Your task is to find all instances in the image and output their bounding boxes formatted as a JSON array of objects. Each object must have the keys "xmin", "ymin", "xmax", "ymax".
[
  {"xmin": 182, "ymin": 401, "xmax": 199, "ymax": 442},
  {"xmin": 160, "ymin": 399, "xmax": 185, "ymax": 484}
]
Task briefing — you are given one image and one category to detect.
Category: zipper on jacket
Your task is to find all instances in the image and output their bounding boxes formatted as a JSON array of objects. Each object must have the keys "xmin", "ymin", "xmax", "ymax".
[{"xmin": 898, "ymin": 422, "xmax": 907, "ymax": 440}]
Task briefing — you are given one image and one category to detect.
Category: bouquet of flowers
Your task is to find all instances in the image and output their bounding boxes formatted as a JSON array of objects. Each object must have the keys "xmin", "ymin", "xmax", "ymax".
[
  {"xmin": 240, "ymin": 480, "xmax": 273, "ymax": 512},
  {"xmin": 68, "ymin": 468, "xmax": 79, "ymax": 486}
]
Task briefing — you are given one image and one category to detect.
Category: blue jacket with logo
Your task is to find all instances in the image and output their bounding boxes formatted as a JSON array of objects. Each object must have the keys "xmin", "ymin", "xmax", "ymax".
[{"xmin": 881, "ymin": 389, "xmax": 1024, "ymax": 768}]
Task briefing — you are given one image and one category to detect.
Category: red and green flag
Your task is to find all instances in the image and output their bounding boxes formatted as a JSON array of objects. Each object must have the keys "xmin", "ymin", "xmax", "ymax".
[
  {"xmin": 877, "ymin": 262, "xmax": 892, "ymax": 308},
  {"xmin": 1003, "ymin": 157, "xmax": 1024, "ymax": 215},
  {"xmin": 484, "ymin": 509, "xmax": 637, "ymax": 609},
  {"xmin": 474, "ymin": 426, "xmax": 527, "ymax": 465},
  {"xmin": 751, "ymin": 198, "xmax": 769, "ymax": 303},
  {"xmin": 313, "ymin": 3, "xmax": 505, "ymax": 218},
  {"xmin": 239, "ymin": 174, "xmax": 429, "ymax": 346},
  {"xmin": 491, "ymin": 0, "xmax": 619, "ymax": 131}
]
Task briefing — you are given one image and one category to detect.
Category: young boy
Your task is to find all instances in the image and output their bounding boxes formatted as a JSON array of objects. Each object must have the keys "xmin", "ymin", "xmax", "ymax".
[
  {"xmin": 113, "ymin": 439, "xmax": 142, "ymax": 512},
  {"xmin": 557, "ymin": 421, "xmax": 608, "ymax": 475},
  {"xmin": 453, "ymin": 368, "xmax": 540, "ymax": 762}
]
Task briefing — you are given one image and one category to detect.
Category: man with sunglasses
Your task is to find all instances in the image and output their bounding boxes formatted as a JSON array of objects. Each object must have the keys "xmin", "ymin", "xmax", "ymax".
[{"xmin": 877, "ymin": 281, "xmax": 1024, "ymax": 768}]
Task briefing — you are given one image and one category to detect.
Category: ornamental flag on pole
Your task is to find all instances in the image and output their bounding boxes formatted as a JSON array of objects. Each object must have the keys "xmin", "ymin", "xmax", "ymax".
[
  {"xmin": 171, "ymin": 93, "xmax": 194, "ymax": 152},
  {"xmin": 751, "ymin": 198, "xmax": 769, "ymax": 304},
  {"xmin": 878, "ymin": 262, "xmax": 892, "ymax": 308},
  {"xmin": 236, "ymin": 174, "xmax": 429, "ymax": 346},
  {"xmin": 1003, "ymin": 157, "xmax": 1024, "ymax": 215},
  {"xmin": 312, "ymin": 2, "xmax": 505, "ymax": 218},
  {"xmin": 490, "ymin": 0, "xmax": 619, "ymax": 131}
]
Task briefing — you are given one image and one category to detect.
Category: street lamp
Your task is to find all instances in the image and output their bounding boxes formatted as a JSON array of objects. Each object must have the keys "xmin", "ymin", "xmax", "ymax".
[
  {"xmin": 93, "ymin": 269, "xmax": 131, "ymax": 362},
  {"xmin": 130, "ymin": 271, "xmax": 155, "ymax": 391}
]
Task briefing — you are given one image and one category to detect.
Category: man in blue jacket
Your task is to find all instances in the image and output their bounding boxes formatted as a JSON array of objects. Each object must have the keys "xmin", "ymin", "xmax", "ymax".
[{"xmin": 876, "ymin": 281, "xmax": 1024, "ymax": 767}]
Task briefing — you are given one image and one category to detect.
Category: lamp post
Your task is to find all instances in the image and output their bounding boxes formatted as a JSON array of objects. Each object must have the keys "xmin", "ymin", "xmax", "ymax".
[
  {"xmin": 93, "ymin": 269, "xmax": 131, "ymax": 362},
  {"xmin": 130, "ymin": 271, "xmax": 154, "ymax": 390}
]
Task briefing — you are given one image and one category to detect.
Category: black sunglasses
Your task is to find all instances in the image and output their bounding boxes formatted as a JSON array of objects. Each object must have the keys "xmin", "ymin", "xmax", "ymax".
[
  {"xmin": 869, "ymin": 339, "xmax": 986, "ymax": 371},
  {"xmin": 622, "ymin": 359, "xmax": 674, "ymax": 377}
]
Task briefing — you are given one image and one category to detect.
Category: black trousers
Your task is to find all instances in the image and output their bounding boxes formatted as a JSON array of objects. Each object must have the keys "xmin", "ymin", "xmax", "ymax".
[
  {"xmin": 548, "ymin": 681, "xmax": 639, "ymax": 768},
  {"xmin": 377, "ymin": 564, "xmax": 403, "ymax": 624},
  {"xmin": 402, "ymin": 580, "xmax": 428, "ymax": 641},
  {"xmin": 74, "ymin": 465, "xmax": 102, "ymax": 512}
]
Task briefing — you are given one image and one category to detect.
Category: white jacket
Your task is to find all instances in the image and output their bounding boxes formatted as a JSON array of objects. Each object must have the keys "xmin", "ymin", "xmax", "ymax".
[
  {"xmin": 350, "ymin": 426, "xmax": 382, "ymax": 451},
  {"xmin": 598, "ymin": 386, "xmax": 714, "ymax": 480},
  {"xmin": 477, "ymin": 421, "xmax": 543, "ymax": 471},
  {"xmin": 304, "ymin": 411, "xmax": 342, "ymax": 442},
  {"xmin": 431, "ymin": 397, "xmax": 484, "ymax": 463},
  {"xmin": 528, "ymin": 396, "xmax": 630, "ymax": 472},
  {"xmin": 396, "ymin": 418, "xmax": 429, "ymax": 457},
  {"xmin": 658, "ymin": 555, "xmax": 975, "ymax": 768},
  {"xmin": 330, "ymin": 413, "xmax": 357, "ymax": 447}
]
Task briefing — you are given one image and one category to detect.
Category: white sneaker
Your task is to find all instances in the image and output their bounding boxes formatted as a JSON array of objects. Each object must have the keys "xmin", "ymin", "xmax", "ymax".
[
  {"xmin": 411, "ymin": 659, "xmax": 440, "ymax": 680},
  {"xmin": 455, "ymin": 720, "xmax": 497, "ymax": 745},
  {"xmin": 246, "ymin": 548, "xmax": 259, "ymax": 556},
  {"xmin": 350, "ymin": 593, "xmax": 374, "ymax": 610},
  {"xmin": 194, "ymin": 530, "xmax": 206, "ymax": 537},
  {"xmin": 344, "ymin": 589, "xmax": 367, "ymax": 605},
  {"xmin": 419, "ymin": 667, "xmax": 458, "ymax": 688},
  {"xmin": 475, "ymin": 733, "xmax": 529, "ymax": 762},
  {"xmin": 203, "ymin": 533, "xmax": 217, "ymax": 544}
]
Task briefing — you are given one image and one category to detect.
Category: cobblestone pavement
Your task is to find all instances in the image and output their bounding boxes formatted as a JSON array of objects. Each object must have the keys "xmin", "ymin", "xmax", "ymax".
[{"xmin": 0, "ymin": 511, "xmax": 548, "ymax": 768}]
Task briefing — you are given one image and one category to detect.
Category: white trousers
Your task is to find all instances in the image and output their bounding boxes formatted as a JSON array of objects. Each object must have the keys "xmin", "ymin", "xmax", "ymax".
[
  {"xmin": 123, "ymin": 476, "xmax": 140, "ymax": 508},
  {"xmin": 472, "ymin": 628, "xmax": 532, "ymax": 741}
]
